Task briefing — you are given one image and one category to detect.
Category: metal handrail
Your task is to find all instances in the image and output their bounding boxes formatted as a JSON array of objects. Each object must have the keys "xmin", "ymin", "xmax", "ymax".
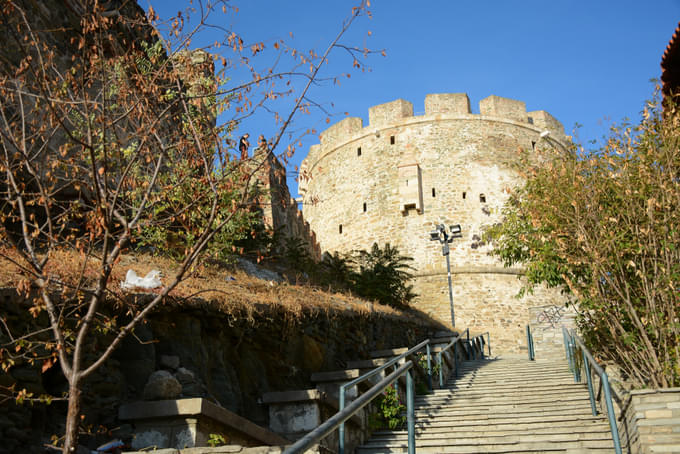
[
  {"xmin": 436, "ymin": 328, "xmax": 466, "ymax": 388},
  {"xmin": 283, "ymin": 360, "xmax": 416, "ymax": 454},
  {"xmin": 562, "ymin": 327, "xmax": 622, "ymax": 454},
  {"xmin": 436, "ymin": 329, "xmax": 491, "ymax": 387},
  {"xmin": 526, "ymin": 325, "xmax": 535, "ymax": 360},
  {"xmin": 338, "ymin": 337, "xmax": 433, "ymax": 454}
]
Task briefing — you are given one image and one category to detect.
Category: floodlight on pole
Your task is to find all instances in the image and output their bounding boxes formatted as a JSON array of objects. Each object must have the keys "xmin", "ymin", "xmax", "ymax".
[{"xmin": 428, "ymin": 223, "xmax": 462, "ymax": 327}]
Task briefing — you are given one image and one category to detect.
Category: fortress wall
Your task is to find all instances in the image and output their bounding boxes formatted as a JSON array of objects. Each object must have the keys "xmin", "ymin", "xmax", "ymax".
[
  {"xmin": 300, "ymin": 94, "xmax": 569, "ymax": 353},
  {"xmin": 415, "ymin": 274, "xmax": 565, "ymax": 354},
  {"xmin": 425, "ymin": 93, "xmax": 471, "ymax": 115},
  {"xmin": 368, "ymin": 99, "xmax": 414, "ymax": 127},
  {"xmin": 479, "ymin": 95, "xmax": 527, "ymax": 122}
]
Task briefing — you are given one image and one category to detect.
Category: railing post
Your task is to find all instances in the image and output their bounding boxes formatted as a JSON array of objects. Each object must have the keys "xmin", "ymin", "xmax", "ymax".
[
  {"xmin": 480, "ymin": 336, "xmax": 485, "ymax": 360},
  {"xmin": 486, "ymin": 332, "xmax": 491, "ymax": 357},
  {"xmin": 582, "ymin": 349, "xmax": 598, "ymax": 416},
  {"xmin": 570, "ymin": 341, "xmax": 580, "ymax": 383},
  {"xmin": 454, "ymin": 342, "xmax": 459, "ymax": 378},
  {"xmin": 426, "ymin": 343, "xmax": 432, "ymax": 391},
  {"xmin": 338, "ymin": 386, "xmax": 345, "ymax": 454},
  {"xmin": 406, "ymin": 370, "xmax": 415, "ymax": 454},
  {"xmin": 526, "ymin": 325, "xmax": 535, "ymax": 361},
  {"xmin": 437, "ymin": 351, "xmax": 444, "ymax": 388},
  {"xmin": 601, "ymin": 372, "xmax": 623, "ymax": 454}
]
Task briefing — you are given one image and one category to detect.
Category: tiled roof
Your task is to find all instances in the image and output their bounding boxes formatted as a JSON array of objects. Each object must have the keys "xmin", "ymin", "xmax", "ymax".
[{"xmin": 661, "ymin": 21, "xmax": 680, "ymax": 98}]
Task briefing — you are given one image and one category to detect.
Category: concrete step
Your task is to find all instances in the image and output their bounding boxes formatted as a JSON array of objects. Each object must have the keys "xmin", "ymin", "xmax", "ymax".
[
  {"xmin": 415, "ymin": 414, "xmax": 607, "ymax": 428},
  {"xmin": 413, "ymin": 409, "xmax": 599, "ymax": 423},
  {"xmin": 362, "ymin": 431, "xmax": 615, "ymax": 447},
  {"xmin": 356, "ymin": 439, "xmax": 616, "ymax": 453},
  {"xmin": 423, "ymin": 383, "xmax": 587, "ymax": 397},
  {"xmin": 357, "ymin": 356, "xmax": 615, "ymax": 454},
  {"xmin": 371, "ymin": 421, "xmax": 611, "ymax": 438}
]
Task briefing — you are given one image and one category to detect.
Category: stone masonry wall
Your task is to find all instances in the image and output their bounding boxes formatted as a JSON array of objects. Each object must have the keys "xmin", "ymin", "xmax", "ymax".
[
  {"xmin": 617, "ymin": 389, "xmax": 680, "ymax": 454},
  {"xmin": 0, "ymin": 288, "xmax": 441, "ymax": 453},
  {"xmin": 299, "ymin": 93, "xmax": 569, "ymax": 352}
]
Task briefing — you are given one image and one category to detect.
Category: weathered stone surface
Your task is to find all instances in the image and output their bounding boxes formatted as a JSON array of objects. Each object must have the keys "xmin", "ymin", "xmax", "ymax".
[
  {"xmin": 299, "ymin": 94, "xmax": 570, "ymax": 353},
  {"xmin": 144, "ymin": 370, "xmax": 183, "ymax": 401},
  {"xmin": 161, "ymin": 355, "xmax": 181, "ymax": 370}
]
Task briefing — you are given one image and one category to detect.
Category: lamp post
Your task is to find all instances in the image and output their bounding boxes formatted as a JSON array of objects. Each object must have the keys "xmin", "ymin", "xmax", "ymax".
[{"xmin": 429, "ymin": 224, "xmax": 462, "ymax": 328}]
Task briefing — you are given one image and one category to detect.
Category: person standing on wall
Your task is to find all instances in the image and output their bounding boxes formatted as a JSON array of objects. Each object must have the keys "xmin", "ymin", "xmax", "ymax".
[{"xmin": 239, "ymin": 133, "xmax": 250, "ymax": 160}]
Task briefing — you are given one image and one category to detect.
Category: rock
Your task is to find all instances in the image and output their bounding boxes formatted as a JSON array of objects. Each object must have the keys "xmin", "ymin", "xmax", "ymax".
[
  {"xmin": 175, "ymin": 367, "xmax": 195, "ymax": 384},
  {"xmin": 160, "ymin": 354, "xmax": 180, "ymax": 370},
  {"xmin": 236, "ymin": 258, "xmax": 283, "ymax": 282},
  {"xmin": 142, "ymin": 370, "xmax": 182, "ymax": 400},
  {"xmin": 175, "ymin": 367, "xmax": 203, "ymax": 397}
]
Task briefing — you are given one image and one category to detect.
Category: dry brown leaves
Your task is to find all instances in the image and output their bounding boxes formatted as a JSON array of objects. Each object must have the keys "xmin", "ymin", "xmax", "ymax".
[{"xmin": 0, "ymin": 247, "xmax": 402, "ymax": 322}]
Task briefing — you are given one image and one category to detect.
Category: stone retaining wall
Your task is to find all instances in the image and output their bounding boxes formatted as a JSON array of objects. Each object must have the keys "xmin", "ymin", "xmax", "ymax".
[
  {"xmin": 0, "ymin": 287, "xmax": 443, "ymax": 454},
  {"xmin": 618, "ymin": 388, "xmax": 680, "ymax": 454}
]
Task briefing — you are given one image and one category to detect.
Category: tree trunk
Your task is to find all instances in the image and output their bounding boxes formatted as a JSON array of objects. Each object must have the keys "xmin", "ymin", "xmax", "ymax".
[{"xmin": 63, "ymin": 382, "xmax": 81, "ymax": 453}]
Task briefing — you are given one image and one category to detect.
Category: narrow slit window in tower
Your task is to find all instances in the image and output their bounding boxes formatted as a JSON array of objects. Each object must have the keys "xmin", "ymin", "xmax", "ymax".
[
  {"xmin": 363, "ymin": 202, "xmax": 367, "ymax": 212},
  {"xmin": 339, "ymin": 224, "xmax": 343, "ymax": 234},
  {"xmin": 390, "ymin": 135, "xmax": 395, "ymax": 145},
  {"xmin": 357, "ymin": 147, "xmax": 362, "ymax": 156},
  {"xmin": 531, "ymin": 140, "xmax": 536, "ymax": 150},
  {"xmin": 480, "ymin": 194, "xmax": 486, "ymax": 203},
  {"xmin": 462, "ymin": 191, "xmax": 467, "ymax": 200},
  {"xmin": 432, "ymin": 188, "xmax": 436, "ymax": 197}
]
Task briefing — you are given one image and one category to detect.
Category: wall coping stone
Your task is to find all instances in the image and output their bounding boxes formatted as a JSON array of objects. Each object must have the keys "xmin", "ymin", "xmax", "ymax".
[
  {"xmin": 118, "ymin": 398, "xmax": 289, "ymax": 446},
  {"xmin": 415, "ymin": 266, "xmax": 525, "ymax": 278}
]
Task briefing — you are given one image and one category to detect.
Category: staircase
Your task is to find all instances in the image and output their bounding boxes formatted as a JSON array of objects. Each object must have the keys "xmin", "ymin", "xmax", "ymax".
[{"xmin": 357, "ymin": 356, "xmax": 617, "ymax": 453}]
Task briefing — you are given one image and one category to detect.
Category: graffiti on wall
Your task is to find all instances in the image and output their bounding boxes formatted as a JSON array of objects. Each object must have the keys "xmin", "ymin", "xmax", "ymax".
[{"xmin": 535, "ymin": 306, "xmax": 565, "ymax": 329}]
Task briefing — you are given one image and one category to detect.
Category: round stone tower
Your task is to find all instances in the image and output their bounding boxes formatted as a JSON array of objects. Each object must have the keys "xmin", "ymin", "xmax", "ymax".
[{"xmin": 299, "ymin": 93, "xmax": 570, "ymax": 353}]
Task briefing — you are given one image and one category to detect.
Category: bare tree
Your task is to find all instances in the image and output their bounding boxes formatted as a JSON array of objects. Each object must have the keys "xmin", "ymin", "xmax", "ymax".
[{"xmin": 0, "ymin": 0, "xmax": 378, "ymax": 451}]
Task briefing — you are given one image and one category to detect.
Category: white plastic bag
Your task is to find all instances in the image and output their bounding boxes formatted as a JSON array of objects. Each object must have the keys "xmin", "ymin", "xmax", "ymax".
[{"xmin": 121, "ymin": 269, "xmax": 162, "ymax": 290}]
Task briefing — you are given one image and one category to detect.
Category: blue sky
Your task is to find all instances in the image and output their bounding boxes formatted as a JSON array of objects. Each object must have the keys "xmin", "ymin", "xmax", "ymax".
[{"xmin": 145, "ymin": 1, "xmax": 680, "ymax": 197}]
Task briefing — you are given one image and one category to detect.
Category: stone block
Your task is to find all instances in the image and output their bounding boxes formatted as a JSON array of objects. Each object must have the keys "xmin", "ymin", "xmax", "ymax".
[
  {"xmin": 527, "ymin": 110, "xmax": 565, "ymax": 135},
  {"xmin": 424, "ymin": 93, "xmax": 471, "ymax": 115},
  {"xmin": 368, "ymin": 99, "xmax": 413, "ymax": 127},
  {"xmin": 161, "ymin": 355, "xmax": 181, "ymax": 370},
  {"xmin": 144, "ymin": 370, "xmax": 182, "ymax": 401},
  {"xmin": 319, "ymin": 117, "xmax": 363, "ymax": 148},
  {"xmin": 119, "ymin": 398, "xmax": 289, "ymax": 450},
  {"xmin": 479, "ymin": 95, "xmax": 527, "ymax": 122},
  {"xmin": 310, "ymin": 369, "xmax": 359, "ymax": 382}
]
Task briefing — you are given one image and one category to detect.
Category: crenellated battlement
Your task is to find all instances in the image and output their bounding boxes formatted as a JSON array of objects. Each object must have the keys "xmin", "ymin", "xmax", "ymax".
[{"xmin": 306, "ymin": 93, "xmax": 566, "ymax": 163}]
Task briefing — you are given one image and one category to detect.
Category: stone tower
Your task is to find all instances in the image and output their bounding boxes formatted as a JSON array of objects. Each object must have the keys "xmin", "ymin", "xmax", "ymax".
[{"xmin": 299, "ymin": 93, "xmax": 569, "ymax": 353}]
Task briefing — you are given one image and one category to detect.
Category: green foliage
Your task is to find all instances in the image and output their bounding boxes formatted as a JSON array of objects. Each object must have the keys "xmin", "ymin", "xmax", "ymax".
[
  {"xmin": 351, "ymin": 243, "xmax": 417, "ymax": 308},
  {"xmin": 368, "ymin": 384, "xmax": 405, "ymax": 430},
  {"xmin": 485, "ymin": 88, "xmax": 680, "ymax": 388},
  {"xmin": 134, "ymin": 159, "xmax": 261, "ymax": 261},
  {"xmin": 207, "ymin": 433, "xmax": 227, "ymax": 447},
  {"xmin": 317, "ymin": 251, "xmax": 354, "ymax": 290},
  {"xmin": 282, "ymin": 236, "xmax": 313, "ymax": 273}
]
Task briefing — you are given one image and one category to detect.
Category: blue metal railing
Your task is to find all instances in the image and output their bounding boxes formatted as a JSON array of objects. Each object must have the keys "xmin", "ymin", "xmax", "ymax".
[
  {"xmin": 283, "ymin": 360, "xmax": 416, "ymax": 454},
  {"xmin": 337, "ymin": 338, "xmax": 433, "ymax": 454},
  {"xmin": 526, "ymin": 325, "xmax": 535, "ymax": 360},
  {"xmin": 436, "ymin": 329, "xmax": 491, "ymax": 387},
  {"xmin": 562, "ymin": 327, "xmax": 622, "ymax": 454},
  {"xmin": 284, "ymin": 330, "xmax": 492, "ymax": 454}
]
